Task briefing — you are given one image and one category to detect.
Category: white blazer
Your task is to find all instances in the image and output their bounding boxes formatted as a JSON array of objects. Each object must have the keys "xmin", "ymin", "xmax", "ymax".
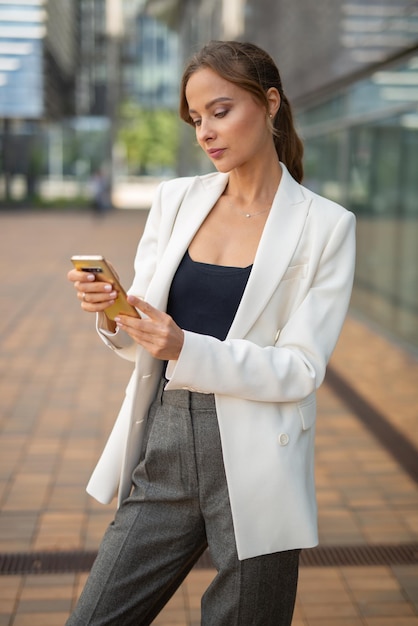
[{"xmin": 87, "ymin": 163, "xmax": 356, "ymax": 560}]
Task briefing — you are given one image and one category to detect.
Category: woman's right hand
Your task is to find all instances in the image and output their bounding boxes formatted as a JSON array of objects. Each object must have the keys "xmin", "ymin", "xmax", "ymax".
[{"xmin": 67, "ymin": 268, "xmax": 118, "ymax": 314}]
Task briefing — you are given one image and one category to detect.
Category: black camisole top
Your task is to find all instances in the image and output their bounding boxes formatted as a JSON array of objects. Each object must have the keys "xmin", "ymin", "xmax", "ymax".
[{"xmin": 166, "ymin": 250, "xmax": 252, "ymax": 341}]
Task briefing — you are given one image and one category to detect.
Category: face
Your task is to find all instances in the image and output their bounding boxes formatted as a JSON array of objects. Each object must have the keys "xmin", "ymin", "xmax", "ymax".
[{"xmin": 185, "ymin": 68, "xmax": 274, "ymax": 173}]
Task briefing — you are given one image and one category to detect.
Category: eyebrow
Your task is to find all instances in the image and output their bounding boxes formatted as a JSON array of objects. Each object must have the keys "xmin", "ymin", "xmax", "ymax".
[{"xmin": 188, "ymin": 96, "xmax": 233, "ymax": 115}]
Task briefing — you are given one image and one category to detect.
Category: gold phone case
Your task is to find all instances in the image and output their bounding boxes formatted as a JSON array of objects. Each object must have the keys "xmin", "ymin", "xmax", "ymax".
[{"xmin": 71, "ymin": 255, "xmax": 140, "ymax": 321}]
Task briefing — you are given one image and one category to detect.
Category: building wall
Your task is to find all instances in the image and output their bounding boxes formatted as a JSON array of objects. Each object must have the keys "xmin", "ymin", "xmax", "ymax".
[
  {"xmin": 244, "ymin": 0, "xmax": 418, "ymax": 103},
  {"xmin": 46, "ymin": 0, "xmax": 76, "ymax": 79}
]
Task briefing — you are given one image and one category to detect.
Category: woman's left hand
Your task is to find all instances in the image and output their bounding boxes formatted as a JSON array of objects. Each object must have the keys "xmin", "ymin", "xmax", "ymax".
[{"xmin": 115, "ymin": 295, "xmax": 184, "ymax": 361}]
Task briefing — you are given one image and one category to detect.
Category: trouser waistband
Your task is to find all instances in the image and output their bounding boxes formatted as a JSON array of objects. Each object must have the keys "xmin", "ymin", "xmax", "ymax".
[{"xmin": 158, "ymin": 377, "xmax": 216, "ymax": 410}]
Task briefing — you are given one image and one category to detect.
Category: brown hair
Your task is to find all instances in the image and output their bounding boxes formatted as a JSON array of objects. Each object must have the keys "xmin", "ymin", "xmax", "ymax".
[{"xmin": 180, "ymin": 40, "xmax": 304, "ymax": 182}]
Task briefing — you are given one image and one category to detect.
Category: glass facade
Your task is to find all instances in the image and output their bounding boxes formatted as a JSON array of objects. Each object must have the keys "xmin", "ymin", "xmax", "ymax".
[
  {"xmin": 123, "ymin": 13, "xmax": 180, "ymax": 110},
  {"xmin": 297, "ymin": 51, "xmax": 418, "ymax": 350},
  {"xmin": 0, "ymin": 2, "xmax": 46, "ymax": 118}
]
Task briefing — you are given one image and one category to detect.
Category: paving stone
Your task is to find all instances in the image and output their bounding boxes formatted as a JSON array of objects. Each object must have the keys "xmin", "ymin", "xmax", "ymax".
[{"xmin": 1, "ymin": 210, "xmax": 417, "ymax": 625}]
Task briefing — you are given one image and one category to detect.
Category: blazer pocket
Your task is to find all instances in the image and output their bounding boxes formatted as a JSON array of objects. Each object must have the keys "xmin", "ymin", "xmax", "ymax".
[
  {"xmin": 297, "ymin": 393, "xmax": 316, "ymax": 430},
  {"xmin": 281, "ymin": 264, "xmax": 308, "ymax": 281}
]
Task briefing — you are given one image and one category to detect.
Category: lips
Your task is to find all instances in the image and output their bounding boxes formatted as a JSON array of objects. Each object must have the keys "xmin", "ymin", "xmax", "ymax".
[{"xmin": 207, "ymin": 148, "xmax": 225, "ymax": 159}]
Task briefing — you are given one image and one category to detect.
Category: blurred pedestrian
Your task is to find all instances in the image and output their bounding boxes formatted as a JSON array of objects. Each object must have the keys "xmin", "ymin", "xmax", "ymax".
[
  {"xmin": 67, "ymin": 40, "xmax": 356, "ymax": 625},
  {"xmin": 91, "ymin": 169, "xmax": 110, "ymax": 215}
]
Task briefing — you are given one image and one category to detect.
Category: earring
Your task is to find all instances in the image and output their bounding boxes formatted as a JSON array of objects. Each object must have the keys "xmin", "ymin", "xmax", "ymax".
[{"xmin": 269, "ymin": 113, "xmax": 273, "ymax": 118}]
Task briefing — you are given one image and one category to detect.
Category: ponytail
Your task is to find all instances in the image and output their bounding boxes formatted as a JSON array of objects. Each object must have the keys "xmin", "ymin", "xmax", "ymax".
[{"xmin": 273, "ymin": 94, "xmax": 304, "ymax": 183}]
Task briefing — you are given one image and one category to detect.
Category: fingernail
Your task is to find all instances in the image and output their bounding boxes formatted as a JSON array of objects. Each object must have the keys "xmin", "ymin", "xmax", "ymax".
[
  {"xmin": 114, "ymin": 317, "xmax": 121, "ymax": 323},
  {"xmin": 104, "ymin": 284, "xmax": 112, "ymax": 291},
  {"xmin": 87, "ymin": 274, "xmax": 95, "ymax": 281}
]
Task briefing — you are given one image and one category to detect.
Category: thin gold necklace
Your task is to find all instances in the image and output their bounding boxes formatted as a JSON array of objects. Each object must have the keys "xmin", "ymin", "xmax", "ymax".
[{"xmin": 226, "ymin": 196, "xmax": 272, "ymax": 219}]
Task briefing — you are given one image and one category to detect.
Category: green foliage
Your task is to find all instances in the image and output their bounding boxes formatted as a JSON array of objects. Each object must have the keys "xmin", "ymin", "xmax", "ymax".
[{"xmin": 117, "ymin": 101, "xmax": 180, "ymax": 174}]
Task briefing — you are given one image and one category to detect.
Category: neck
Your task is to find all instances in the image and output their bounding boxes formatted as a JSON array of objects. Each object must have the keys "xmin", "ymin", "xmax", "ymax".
[{"xmin": 226, "ymin": 158, "xmax": 282, "ymax": 207}]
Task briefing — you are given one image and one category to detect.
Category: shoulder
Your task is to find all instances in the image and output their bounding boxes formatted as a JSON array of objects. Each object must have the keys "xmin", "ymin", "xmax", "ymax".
[
  {"xmin": 150, "ymin": 171, "xmax": 228, "ymax": 224},
  {"xmin": 280, "ymin": 163, "xmax": 354, "ymax": 226},
  {"xmin": 298, "ymin": 185, "xmax": 356, "ymax": 253},
  {"xmin": 300, "ymin": 183, "xmax": 355, "ymax": 225}
]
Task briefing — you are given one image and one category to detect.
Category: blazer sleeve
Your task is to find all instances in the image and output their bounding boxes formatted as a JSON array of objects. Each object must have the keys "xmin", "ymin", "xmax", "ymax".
[
  {"xmin": 95, "ymin": 176, "xmax": 194, "ymax": 360},
  {"xmin": 165, "ymin": 210, "xmax": 356, "ymax": 402},
  {"xmin": 95, "ymin": 182, "xmax": 166, "ymax": 360}
]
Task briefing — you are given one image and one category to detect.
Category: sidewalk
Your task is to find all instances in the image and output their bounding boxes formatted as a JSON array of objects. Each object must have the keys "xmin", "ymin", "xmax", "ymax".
[{"xmin": 1, "ymin": 208, "xmax": 417, "ymax": 626}]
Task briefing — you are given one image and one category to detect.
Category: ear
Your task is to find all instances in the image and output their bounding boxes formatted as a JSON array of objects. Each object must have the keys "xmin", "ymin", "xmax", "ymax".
[{"xmin": 266, "ymin": 87, "xmax": 281, "ymax": 118}]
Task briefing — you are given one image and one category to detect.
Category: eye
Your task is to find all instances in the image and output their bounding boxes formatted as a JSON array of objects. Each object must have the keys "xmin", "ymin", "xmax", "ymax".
[
  {"xmin": 215, "ymin": 110, "xmax": 228, "ymax": 119},
  {"xmin": 191, "ymin": 118, "xmax": 201, "ymax": 127}
]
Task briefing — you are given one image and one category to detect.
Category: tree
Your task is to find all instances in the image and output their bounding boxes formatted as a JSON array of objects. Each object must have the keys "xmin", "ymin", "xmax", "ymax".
[{"xmin": 117, "ymin": 101, "xmax": 179, "ymax": 175}]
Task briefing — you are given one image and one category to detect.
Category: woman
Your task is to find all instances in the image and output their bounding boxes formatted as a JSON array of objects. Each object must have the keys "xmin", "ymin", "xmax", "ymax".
[{"xmin": 67, "ymin": 41, "xmax": 355, "ymax": 625}]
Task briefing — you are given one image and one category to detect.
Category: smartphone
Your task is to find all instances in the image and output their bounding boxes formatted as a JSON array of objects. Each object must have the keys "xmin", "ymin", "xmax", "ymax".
[{"xmin": 71, "ymin": 255, "xmax": 140, "ymax": 321}]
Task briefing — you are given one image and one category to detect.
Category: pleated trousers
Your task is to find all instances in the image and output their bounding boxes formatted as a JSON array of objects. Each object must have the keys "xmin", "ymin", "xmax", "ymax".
[{"xmin": 66, "ymin": 378, "xmax": 300, "ymax": 625}]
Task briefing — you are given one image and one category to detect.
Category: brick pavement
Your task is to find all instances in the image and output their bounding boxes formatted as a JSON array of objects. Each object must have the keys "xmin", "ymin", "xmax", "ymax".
[{"xmin": 0, "ymin": 208, "xmax": 417, "ymax": 625}]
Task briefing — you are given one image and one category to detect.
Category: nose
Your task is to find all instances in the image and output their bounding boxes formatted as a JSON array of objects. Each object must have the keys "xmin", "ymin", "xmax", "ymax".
[{"xmin": 197, "ymin": 118, "xmax": 215, "ymax": 143}]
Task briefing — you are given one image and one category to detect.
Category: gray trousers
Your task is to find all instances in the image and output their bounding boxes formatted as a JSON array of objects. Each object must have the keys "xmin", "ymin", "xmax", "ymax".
[{"xmin": 66, "ymin": 379, "xmax": 300, "ymax": 625}]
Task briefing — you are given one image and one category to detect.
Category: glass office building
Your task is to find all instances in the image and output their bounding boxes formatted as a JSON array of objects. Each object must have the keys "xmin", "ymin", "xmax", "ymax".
[
  {"xmin": 0, "ymin": 0, "xmax": 77, "ymax": 200},
  {"xmin": 296, "ymin": 58, "xmax": 418, "ymax": 351},
  {"xmin": 0, "ymin": 1, "xmax": 46, "ymax": 118},
  {"xmin": 0, "ymin": 0, "xmax": 76, "ymax": 118}
]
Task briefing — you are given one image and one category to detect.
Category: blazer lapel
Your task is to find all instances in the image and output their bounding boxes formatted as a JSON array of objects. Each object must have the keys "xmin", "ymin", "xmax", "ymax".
[
  {"xmin": 228, "ymin": 164, "xmax": 311, "ymax": 339},
  {"xmin": 145, "ymin": 172, "xmax": 229, "ymax": 310},
  {"xmin": 144, "ymin": 165, "xmax": 310, "ymax": 340}
]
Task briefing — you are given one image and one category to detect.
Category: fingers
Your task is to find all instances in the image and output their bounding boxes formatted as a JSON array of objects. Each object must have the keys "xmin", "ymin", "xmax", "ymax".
[
  {"xmin": 68, "ymin": 269, "xmax": 117, "ymax": 313},
  {"xmin": 67, "ymin": 268, "xmax": 95, "ymax": 284},
  {"xmin": 77, "ymin": 284, "xmax": 118, "ymax": 313},
  {"xmin": 126, "ymin": 295, "xmax": 161, "ymax": 320},
  {"xmin": 116, "ymin": 297, "xmax": 184, "ymax": 360}
]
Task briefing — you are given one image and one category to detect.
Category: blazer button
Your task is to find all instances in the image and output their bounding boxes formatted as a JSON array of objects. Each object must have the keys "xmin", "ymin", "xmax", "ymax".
[{"xmin": 278, "ymin": 433, "xmax": 289, "ymax": 446}]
